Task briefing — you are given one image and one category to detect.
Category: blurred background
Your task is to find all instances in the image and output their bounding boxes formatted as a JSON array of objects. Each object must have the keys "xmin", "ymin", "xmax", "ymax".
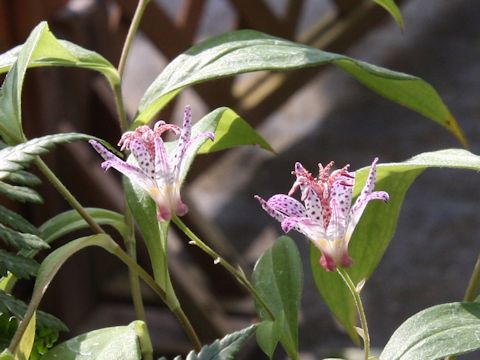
[{"xmin": 1, "ymin": 0, "xmax": 480, "ymax": 358}]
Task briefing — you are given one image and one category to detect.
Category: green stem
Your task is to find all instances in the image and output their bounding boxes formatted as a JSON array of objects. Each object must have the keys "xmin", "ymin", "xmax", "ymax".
[
  {"xmin": 111, "ymin": 244, "xmax": 201, "ymax": 351},
  {"xmin": 8, "ymin": 235, "xmax": 200, "ymax": 354},
  {"xmin": 34, "ymin": 158, "xmax": 105, "ymax": 235},
  {"xmin": 113, "ymin": 83, "xmax": 129, "ymax": 133},
  {"xmin": 113, "ymin": 0, "xmax": 152, "ymax": 331},
  {"xmin": 337, "ymin": 268, "xmax": 370, "ymax": 360},
  {"xmin": 123, "ymin": 206, "xmax": 147, "ymax": 324},
  {"xmin": 35, "ymin": 156, "xmax": 152, "ymax": 347},
  {"xmin": 445, "ymin": 253, "xmax": 480, "ymax": 360},
  {"xmin": 117, "ymin": 0, "xmax": 151, "ymax": 79},
  {"xmin": 463, "ymin": 252, "xmax": 480, "ymax": 302},
  {"xmin": 172, "ymin": 215, "xmax": 275, "ymax": 321}
]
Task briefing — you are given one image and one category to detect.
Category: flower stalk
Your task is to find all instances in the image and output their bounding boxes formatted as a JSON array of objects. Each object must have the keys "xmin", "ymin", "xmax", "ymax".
[
  {"xmin": 337, "ymin": 268, "xmax": 370, "ymax": 360},
  {"xmin": 172, "ymin": 214, "xmax": 275, "ymax": 321}
]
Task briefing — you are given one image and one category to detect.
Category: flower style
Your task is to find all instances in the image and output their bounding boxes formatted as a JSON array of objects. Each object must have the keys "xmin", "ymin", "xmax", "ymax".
[
  {"xmin": 90, "ymin": 106, "xmax": 214, "ymax": 222},
  {"xmin": 255, "ymin": 158, "xmax": 389, "ymax": 272}
]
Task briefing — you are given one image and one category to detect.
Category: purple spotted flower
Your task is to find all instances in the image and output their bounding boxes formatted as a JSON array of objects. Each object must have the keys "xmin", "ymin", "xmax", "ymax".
[
  {"xmin": 90, "ymin": 106, "xmax": 214, "ymax": 222},
  {"xmin": 255, "ymin": 158, "xmax": 389, "ymax": 272}
]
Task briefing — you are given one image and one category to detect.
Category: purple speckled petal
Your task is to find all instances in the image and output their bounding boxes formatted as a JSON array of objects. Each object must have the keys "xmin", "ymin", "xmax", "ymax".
[
  {"xmin": 90, "ymin": 140, "xmax": 154, "ymax": 191},
  {"xmin": 281, "ymin": 216, "xmax": 325, "ymax": 240},
  {"xmin": 174, "ymin": 105, "xmax": 193, "ymax": 171},
  {"xmin": 266, "ymin": 194, "xmax": 307, "ymax": 218},
  {"xmin": 154, "ymin": 137, "xmax": 172, "ymax": 180},
  {"xmin": 303, "ymin": 187, "xmax": 325, "ymax": 229},
  {"xmin": 326, "ymin": 197, "xmax": 347, "ymax": 241},
  {"xmin": 130, "ymin": 139, "xmax": 156, "ymax": 179}
]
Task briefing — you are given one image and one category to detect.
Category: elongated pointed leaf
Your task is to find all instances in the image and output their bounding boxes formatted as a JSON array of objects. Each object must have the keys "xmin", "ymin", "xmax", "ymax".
[
  {"xmin": 196, "ymin": 107, "xmax": 273, "ymax": 154},
  {"xmin": 134, "ymin": 30, "xmax": 465, "ymax": 146},
  {"xmin": 163, "ymin": 107, "xmax": 273, "ymax": 183},
  {"xmin": 380, "ymin": 302, "xmax": 480, "ymax": 360},
  {"xmin": 311, "ymin": 149, "xmax": 480, "ymax": 341},
  {"xmin": 123, "ymin": 178, "xmax": 169, "ymax": 285},
  {"xmin": 39, "ymin": 208, "xmax": 126, "ymax": 244},
  {"xmin": 0, "ymin": 204, "xmax": 39, "ymax": 235},
  {"xmin": 253, "ymin": 236, "xmax": 303, "ymax": 359},
  {"xmin": 0, "ymin": 290, "xmax": 67, "ymax": 332},
  {"xmin": 0, "ymin": 223, "xmax": 47, "ymax": 250},
  {"xmin": 0, "ymin": 250, "xmax": 38, "ymax": 279},
  {"xmin": 8, "ymin": 234, "xmax": 115, "ymax": 354},
  {"xmin": 13, "ymin": 311, "xmax": 35, "ymax": 360},
  {"xmin": 20, "ymin": 207, "xmax": 125, "ymax": 258},
  {"xmin": 0, "ymin": 22, "xmax": 118, "ymax": 84},
  {"xmin": 40, "ymin": 323, "xmax": 142, "ymax": 360},
  {"xmin": 0, "ymin": 22, "xmax": 118, "ymax": 144},
  {"xmin": 256, "ymin": 319, "xmax": 281, "ymax": 359},
  {"xmin": 0, "ymin": 182, "xmax": 41, "ymax": 204},
  {"xmin": 3, "ymin": 171, "xmax": 40, "ymax": 187},
  {"xmin": 373, "ymin": 0, "xmax": 404, "ymax": 30},
  {"xmin": 0, "ymin": 133, "xmax": 94, "ymax": 179}
]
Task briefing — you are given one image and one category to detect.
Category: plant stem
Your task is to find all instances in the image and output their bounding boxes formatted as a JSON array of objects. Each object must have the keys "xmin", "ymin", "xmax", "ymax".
[
  {"xmin": 34, "ymin": 158, "xmax": 105, "ymax": 235},
  {"xmin": 113, "ymin": 83, "xmax": 129, "ymax": 133},
  {"xmin": 463, "ymin": 252, "xmax": 480, "ymax": 302},
  {"xmin": 172, "ymin": 215, "xmax": 275, "ymax": 321},
  {"xmin": 337, "ymin": 268, "xmax": 370, "ymax": 360},
  {"xmin": 111, "ymin": 244, "xmax": 201, "ymax": 351},
  {"xmin": 114, "ymin": 0, "xmax": 152, "ymax": 330},
  {"xmin": 123, "ymin": 206, "xmax": 147, "ymax": 323},
  {"xmin": 35, "ymin": 156, "xmax": 151, "ymax": 337},
  {"xmin": 118, "ymin": 0, "xmax": 151, "ymax": 79},
  {"xmin": 444, "ymin": 253, "xmax": 480, "ymax": 360}
]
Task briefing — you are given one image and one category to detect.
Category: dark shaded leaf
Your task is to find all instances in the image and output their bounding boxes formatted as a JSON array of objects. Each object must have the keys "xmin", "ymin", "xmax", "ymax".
[
  {"xmin": 0, "ymin": 223, "xmax": 48, "ymax": 250},
  {"xmin": 0, "ymin": 204, "xmax": 39, "ymax": 235},
  {"xmin": 0, "ymin": 290, "xmax": 67, "ymax": 332},
  {"xmin": 0, "ymin": 181, "xmax": 42, "ymax": 203},
  {"xmin": 161, "ymin": 325, "xmax": 256, "ymax": 360},
  {"xmin": 0, "ymin": 249, "xmax": 39, "ymax": 279},
  {"xmin": 0, "ymin": 133, "xmax": 94, "ymax": 180}
]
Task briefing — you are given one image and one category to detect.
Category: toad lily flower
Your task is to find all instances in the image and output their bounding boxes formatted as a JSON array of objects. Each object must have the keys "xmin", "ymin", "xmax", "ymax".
[
  {"xmin": 90, "ymin": 106, "xmax": 214, "ymax": 222},
  {"xmin": 255, "ymin": 158, "xmax": 389, "ymax": 272}
]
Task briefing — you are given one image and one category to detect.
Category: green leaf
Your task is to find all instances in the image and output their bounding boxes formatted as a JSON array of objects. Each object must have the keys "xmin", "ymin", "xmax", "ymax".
[
  {"xmin": 380, "ymin": 302, "xmax": 480, "ymax": 360},
  {"xmin": 0, "ymin": 290, "xmax": 68, "ymax": 333},
  {"xmin": 163, "ymin": 107, "xmax": 273, "ymax": 184},
  {"xmin": 0, "ymin": 133, "xmax": 95, "ymax": 180},
  {"xmin": 373, "ymin": 0, "xmax": 404, "ymax": 30},
  {"xmin": 311, "ymin": 149, "xmax": 480, "ymax": 341},
  {"xmin": 123, "ymin": 178, "xmax": 169, "ymax": 286},
  {"xmin": 0, "ymin": 21, "xmax": 119, "ymax": 89},
  {"xmin": 0, "ymin": 182, "xmax": 42, "ymax": 204},
  {"xmin": 40, "ymin": 322, "xmax": 142, "ymax": 360},
  {"xmin": 0, "ymin": 204, "xmax": 39, "ymax": 235},
  {"xmin": 162, "ymin": 324, "xmax": 256, "ymax": 360},
  {"xmin": 38, "ymin": 208, "xmax": 126, "ymax": 244},
  {"xmin": 0, "ymin": 250, "xmax": 39, "ymax": 279},
  {"xmin": 134, "ymin": 30, "xmax": 465, "ymax": 147},
  {"xmin": 196, "ymin": 107, "xmax": 273, "ymax": 154},
  {"xmin": 0, "ymin": 223, "xmax": 48, "ymax": 250},
  {"xmin": 0, "ymin": 314, "xmax": 18, "ymax": 350},
  {"xmin": 3, "ymin": 170, "xmax": 41, "ymax": 187},
  {"xmin": 252, "ymin": 236, "xmax": 303, "ymax": 359},
  {"xmin": 256, "ymin": 319, "xmax": 281, "ymax": 359},
  {"xmin": 13, "ymin": 311, "xmax": 35, "ymax": 360},
  {"xmin": 0, "ymin": 22, "xmax": 117, "ymax": 144},
  {"xmin": 7, "ymin": 235, "xmax": 114, "ymax": 353}
]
